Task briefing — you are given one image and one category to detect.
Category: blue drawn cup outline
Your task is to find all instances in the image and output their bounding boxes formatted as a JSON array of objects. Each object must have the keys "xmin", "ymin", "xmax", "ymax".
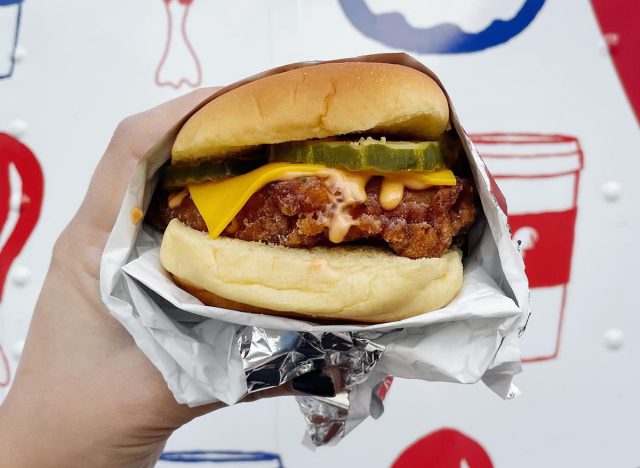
[
  {"xmin": 337, "ymin": 0, "xmax": 546, "ymax": 54},
  {"xmin": 160, "ymin": 450, "xmax": 284, "ymax": 467},
  {"xmin": 0, "ymin": 0, "xmax": 23, "ymax": 80}
]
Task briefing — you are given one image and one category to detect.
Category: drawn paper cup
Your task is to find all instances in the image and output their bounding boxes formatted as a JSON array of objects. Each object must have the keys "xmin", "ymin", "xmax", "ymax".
[{"xmin": 472, "ymin": 133, "xmax": 583, "ymax": 362}]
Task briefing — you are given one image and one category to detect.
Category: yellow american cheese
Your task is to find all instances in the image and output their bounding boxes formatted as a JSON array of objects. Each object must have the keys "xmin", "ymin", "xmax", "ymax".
[{"xmin": 188, "ymin": 162, "xmax": 456, "ymax": 240}]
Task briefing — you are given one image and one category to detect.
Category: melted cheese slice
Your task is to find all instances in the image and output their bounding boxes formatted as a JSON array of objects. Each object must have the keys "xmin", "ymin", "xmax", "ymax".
[{"xmin": 189, "ymin": 162, "xmax": 456, "ymax": 240}]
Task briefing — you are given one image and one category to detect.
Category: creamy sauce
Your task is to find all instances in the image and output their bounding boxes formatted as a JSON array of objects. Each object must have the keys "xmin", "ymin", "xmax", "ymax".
[
  {"xmin": 277, "ymin": 168, "xmax": 371, "ymax": 243},
  {"xmin": 319, "ymin": 169, "xmax": 370, "ymax": 243},
  {"xmin": 308, "ymin": 259, "xmax": 328, "ymax": 270},
  {"xmin": 327, "ymin": 210, "xmax": 354, "ymax": 243},
  {"xmin": 130, "ymin": 207, "xmax": 144, "ymax": 225},
  {"xmin": 168, "ymin": 189, "xmax": 188, "ymax": 209},
  {"xmin": 283, "ymin": 168, "xmax": 439, "ymax": 243},
  {"xmin": 389, "ymin": 173, "xmax": 435, "ymax": 191},
  {"xmin": 225, "ymin": 218, "xmax": 240, "ymax": 234},
  {"xmin": 379, "ymin": 178, "xmax": 405, "ymax": 210}
]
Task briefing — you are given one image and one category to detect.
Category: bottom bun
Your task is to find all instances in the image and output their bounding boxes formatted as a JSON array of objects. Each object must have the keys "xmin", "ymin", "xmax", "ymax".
[
  {"xmin": 172, "ymin": 276, "xmax": 366, "ymax": 324},
  {"xmin": 160, "ymin": 219, "xmax": 463, "ymax": 323}
]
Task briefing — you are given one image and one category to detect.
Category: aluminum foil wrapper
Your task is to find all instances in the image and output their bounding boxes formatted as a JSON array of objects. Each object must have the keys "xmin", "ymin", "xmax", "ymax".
[
  {"xmin": 103, "ymin": 53, "xmax": 530, "ymax": 448},
  {"xmin": 238, "ymin": 326, "xmax": 386, "ymax": 445},
  {"xmin": 296, "ymin": 372, "xmax": 394, "ymax": 446},
  {"xmin": 239, "ymin": 328, "xmax": 385, "ymax": 393}
]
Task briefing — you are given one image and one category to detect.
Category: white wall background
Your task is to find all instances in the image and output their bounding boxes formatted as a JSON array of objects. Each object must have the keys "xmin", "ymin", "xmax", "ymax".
[{"xmin": 1, "ymin": 1, "xmax": 638, "ymax": 466}]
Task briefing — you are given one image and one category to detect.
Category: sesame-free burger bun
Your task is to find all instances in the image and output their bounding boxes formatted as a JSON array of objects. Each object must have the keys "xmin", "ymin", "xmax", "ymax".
[
  {"xmin": 160, "ymin": 219, "xmax": 463, "ymax": 323},
  {"xmin": 172, "ymin": 62, "xmax": 450, "ymax": 164}
]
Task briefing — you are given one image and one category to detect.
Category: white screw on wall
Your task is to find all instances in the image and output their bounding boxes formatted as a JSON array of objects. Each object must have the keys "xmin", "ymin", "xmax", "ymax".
[
  {"xmin": 12, "ymin": 46, "xmax": 27, "ymax": 63},
  {"xmin": 601, "ymin": 180, "xmax": 622, "ymax": 202},
  {"xmin": 10, "ymin": 265, "xmax": 31, "ymax": 287},
  {"xmin": 7, "ymin": 118, "xmax": 28, "ymax": 138},
  {"xmin": 597, "ymin": 33, "xmax": 619, "ymax": 54},
  {"xmin": 9, "ymin": 192, "xmax": 24, "ymax": 212},
  {"xmin": 11, "ymin": 340, "xmax": 25, "ymax": 360},
  {"xmin": 603, "ymin": 328, "xmax": 623, "ymax": 351}
]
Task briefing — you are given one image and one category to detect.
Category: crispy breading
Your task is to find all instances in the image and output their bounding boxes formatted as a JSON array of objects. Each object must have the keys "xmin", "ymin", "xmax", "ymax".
[{"xmin": 147, "ymin": 176, "xmax": 476, "ymax": 259}]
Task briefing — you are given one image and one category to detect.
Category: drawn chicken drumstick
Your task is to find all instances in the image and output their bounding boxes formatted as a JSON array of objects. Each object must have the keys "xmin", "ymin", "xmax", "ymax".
[{"xmin": 155, "ymin": 0, "xmax": 202, "ymax": 89}]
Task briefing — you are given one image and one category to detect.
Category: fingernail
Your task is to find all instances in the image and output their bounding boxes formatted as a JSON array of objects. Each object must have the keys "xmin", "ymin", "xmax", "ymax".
[{"xmin": 292, "ymin": 369, "xmax": 336, "ymax": 397}]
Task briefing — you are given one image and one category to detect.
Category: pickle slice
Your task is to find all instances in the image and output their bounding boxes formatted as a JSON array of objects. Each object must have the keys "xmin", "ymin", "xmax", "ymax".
[
  {"xmin": 162, "ymin": 157, "xmax": 266, "ymax": 190},
  {"xmin": 269, "ymin": 138, "xmax": 444, "ymax": 172}
]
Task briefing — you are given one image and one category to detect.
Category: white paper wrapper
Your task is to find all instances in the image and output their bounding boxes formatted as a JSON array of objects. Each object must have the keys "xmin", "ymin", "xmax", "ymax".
[{"xmin": 100, "ymin": 53, "xmax": 529, "ymax": 444}]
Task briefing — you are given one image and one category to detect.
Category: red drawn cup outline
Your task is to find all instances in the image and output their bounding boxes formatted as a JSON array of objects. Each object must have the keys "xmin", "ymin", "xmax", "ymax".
[{"xmin": 471, "ymin": 133, "xmax": 584, "ymax": 363}]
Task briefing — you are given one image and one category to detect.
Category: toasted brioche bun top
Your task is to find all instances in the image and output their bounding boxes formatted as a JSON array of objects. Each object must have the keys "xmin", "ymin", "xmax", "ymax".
[{"xmin": 172, "ymin": 62, "xmax": 449, "ymax": 165}]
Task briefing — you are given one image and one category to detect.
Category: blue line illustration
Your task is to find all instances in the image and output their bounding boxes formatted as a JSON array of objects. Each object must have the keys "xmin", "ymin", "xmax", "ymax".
[
  {"xmin": 160, "ymin": 450, "xmax": 284, "ymax": 466},
  {"xmin": 338, "ymin": 0, "xmax": 546, "ymax": 54},
  {"xmin": 0, "ymin": 0, "xmax": 23, "ymax": 80}
]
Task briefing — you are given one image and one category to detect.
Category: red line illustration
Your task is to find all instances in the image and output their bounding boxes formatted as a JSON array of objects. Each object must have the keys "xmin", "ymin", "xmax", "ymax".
[
  {"xmin": 0, "ymin": 133, "xmax": 43, "ymax": 301},
  {"xmin": 471, "ymin": 133, "xmax": 584, "ymax": 363},
  {"xmin": 0, "ymin": 133, "xmax": 44, "ymax": 390},
  {"xmin": 524, "ymin": 286, "xmax": 568, "ymax": 363},
  {"xmin": 590, "ymin": 0, "xmax": 640, "ymax": 123},
  {"xmin": 155, "ymin": 0, "xmax": 202, "ymax": 89},
  {"xmin": 493, "ymin": 170, "xmax": 582, "ymax": 180},
  {"xmin": 393, "ymin": 428, "xmax": 493, "ymax": 468},
  {"xmin": 375, "ymin": 375, "xmax": 394, "ymax": 401},
  {"xmin": 480, "ymin": 151, "xmax": 581, "ymax": 159},
  {"xmin": 0, "ymin": 0, "xmax": 23, "ymax": 80},
  {"xmin": 472, "ymin": 133, "xmax": 578, "ymax": 144}
]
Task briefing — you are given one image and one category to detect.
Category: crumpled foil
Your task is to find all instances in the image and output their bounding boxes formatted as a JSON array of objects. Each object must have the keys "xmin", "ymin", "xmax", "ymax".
[{"xmin": 237, "ymin": 326, "xmax": 386, "ymax": 445}]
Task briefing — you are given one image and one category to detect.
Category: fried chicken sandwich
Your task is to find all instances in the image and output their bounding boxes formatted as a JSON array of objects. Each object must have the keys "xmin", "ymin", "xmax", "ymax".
[{"xmin": 147, "ymin": 62, "xmax": 477, "ymax": 323}]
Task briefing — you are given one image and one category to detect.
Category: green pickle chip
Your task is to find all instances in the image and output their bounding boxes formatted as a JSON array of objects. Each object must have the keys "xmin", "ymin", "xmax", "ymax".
[
  {"xmin": 162, "ymin": 157, "xmax": 266, "ymax": 190},
  {"xmin": 269, "ymin": 138, "xmax": 444, "ymax": 172},
  {"xmin": 163, "ymin": 138, "xmax": 446, "ymax": 189}
]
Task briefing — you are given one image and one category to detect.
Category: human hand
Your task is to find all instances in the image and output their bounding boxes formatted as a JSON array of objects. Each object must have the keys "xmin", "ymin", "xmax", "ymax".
[{"xmin": 0, "ymin": 89, "xmax": 337, "ymax": 467}]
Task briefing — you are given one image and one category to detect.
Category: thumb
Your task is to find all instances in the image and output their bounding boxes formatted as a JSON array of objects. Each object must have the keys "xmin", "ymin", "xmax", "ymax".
[{"xmin": 75, "ymin": 87, "xmax": 221, "ymax": 237}]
